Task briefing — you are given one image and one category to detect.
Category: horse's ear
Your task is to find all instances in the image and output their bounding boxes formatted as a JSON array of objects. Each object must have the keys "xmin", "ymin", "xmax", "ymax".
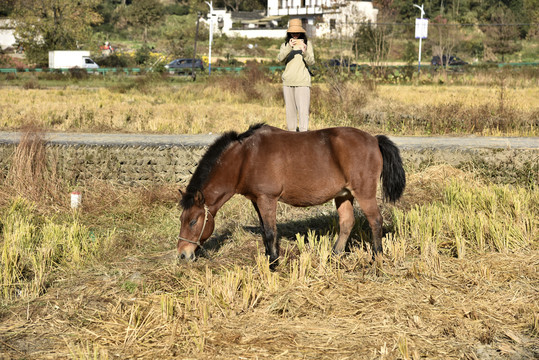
[
  {"xmin": 194, "ymin": 190, "xmax": 205, "ymax": 205},
  {"xmin": 178, "ymin": 188, "xmax": 185, "ymax": 198}
]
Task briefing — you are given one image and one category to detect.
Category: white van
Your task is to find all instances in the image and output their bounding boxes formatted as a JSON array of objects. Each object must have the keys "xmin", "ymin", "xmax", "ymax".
[{"xmin": 49, "ymin": 50, "xmax": 100, "ymax": 69}]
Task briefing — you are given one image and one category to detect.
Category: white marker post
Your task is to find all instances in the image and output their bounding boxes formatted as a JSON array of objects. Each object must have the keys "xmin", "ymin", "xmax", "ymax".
[
  {"xmin": 414, "ymin": 4, "xmax": 428, "ymax": 74},
  {"xmin": 71, "ymin": 191, "xmax": 81, "ymax": 209}
]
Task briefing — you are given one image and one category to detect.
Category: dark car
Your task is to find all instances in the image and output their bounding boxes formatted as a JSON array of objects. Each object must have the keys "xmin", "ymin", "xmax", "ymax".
[
  {"xmin": 431, "ymin": 55, "xmax": 468, "ymax": 66},
  {"xmin": 324, "ymin": 58, "xmax": 358, "ymax": 71},
  {"xmin": 165, "ymin": 58, "xmax": 204, "ymax": 73}
]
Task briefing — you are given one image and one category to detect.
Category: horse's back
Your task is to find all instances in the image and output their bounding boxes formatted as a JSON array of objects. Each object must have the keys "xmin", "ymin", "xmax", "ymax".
[
  {"xmin": 236, "ymin": 126, "xmax": 382, "ymax": 206},
  {"xmin": 255, "ymin": 125, "xmax": 376, "ymax": 147},
  {"xmin": 255, "ymin": 126, "xmax": 381, "ymax": 167}
]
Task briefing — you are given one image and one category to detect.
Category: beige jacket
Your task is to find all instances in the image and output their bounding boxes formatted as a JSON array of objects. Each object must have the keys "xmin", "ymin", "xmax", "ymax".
[{"xmin": 277, "ymin": 40, "xmax": 315, "ymax": 87}]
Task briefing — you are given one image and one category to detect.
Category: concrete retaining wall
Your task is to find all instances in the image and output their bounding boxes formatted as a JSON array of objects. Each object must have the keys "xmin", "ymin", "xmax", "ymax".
[
  {"xmin": 0, "ymin": 144, "xmax": 207, "ymax": 185},
  {"xmin": 1, "ymin": 142, "xmax": 537, "ymax": 186}
]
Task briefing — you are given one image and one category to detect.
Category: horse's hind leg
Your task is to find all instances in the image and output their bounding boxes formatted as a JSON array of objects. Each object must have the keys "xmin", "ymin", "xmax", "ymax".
[
  {"xmin": 355, "ymin": 196, "xmax": 383, "ymax": 256},
  {"xmin": 333, "ymin": 195, "xmax": 355, "ymax": 254},
  {"xmin": 252, "ymin": 197, "xmax": 280, "ymax": 269},
  {"xmin": 251, "ymin": 200, "xmax": 265, "ymax": 234}
]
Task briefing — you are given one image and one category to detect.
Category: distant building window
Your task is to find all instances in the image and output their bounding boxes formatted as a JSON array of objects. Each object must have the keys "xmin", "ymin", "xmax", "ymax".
[
  {"xmin": 301, "ymin": 0, "xmax": 305, "ymax": 7},
  {"xmin": 330, "ymin": 19, "xmax": 336, "ymax": 30}
]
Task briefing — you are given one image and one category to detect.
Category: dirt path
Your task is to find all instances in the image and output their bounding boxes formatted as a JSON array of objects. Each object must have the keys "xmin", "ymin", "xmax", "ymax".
[{"xmin": 1, "ymin": 131, "xmax": 538, "ymax": 149}]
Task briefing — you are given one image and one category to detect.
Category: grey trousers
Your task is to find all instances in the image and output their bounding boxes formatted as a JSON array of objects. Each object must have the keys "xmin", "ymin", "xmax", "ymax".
[{"xmin": 283, "ymin": 86, "xmax": 310, "ymax": 132}]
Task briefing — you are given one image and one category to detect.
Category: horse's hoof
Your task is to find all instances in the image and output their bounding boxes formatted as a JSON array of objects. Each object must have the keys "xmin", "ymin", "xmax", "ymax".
[
  {"xmin": 269, "ymin": 259, "xmax": 279, "ymax": 271},
  {"xmin": 332, "ymin": 248, "xmax": 348, "ymax": 261}
]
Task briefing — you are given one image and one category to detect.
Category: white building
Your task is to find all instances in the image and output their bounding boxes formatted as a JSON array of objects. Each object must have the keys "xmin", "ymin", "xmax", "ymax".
[
  {"xmin": 206, "ymin": 1, "xmax": 378, "ymax": 39},
  {"xmin": 205, "ymin": 10, "xmax": 284, "ymax": 39},
  {"xmin": 0, "ymin": 19, "xmax": 17, "ymax": 50},
  {"xmin": 313, "ymin": 1, "xmax": 379, "ymax": 37}
]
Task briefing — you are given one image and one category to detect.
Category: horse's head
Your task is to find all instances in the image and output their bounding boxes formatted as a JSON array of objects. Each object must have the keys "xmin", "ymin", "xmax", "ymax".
[{"xmin": 177, "ymin": 189, "xmax": 215, "ymax": 261}]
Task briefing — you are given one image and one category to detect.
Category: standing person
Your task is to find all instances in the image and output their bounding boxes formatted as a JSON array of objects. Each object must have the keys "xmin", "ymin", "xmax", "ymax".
[{"xmin": 277, "ymin": 19, "xmax": 315, "ymax": 132}]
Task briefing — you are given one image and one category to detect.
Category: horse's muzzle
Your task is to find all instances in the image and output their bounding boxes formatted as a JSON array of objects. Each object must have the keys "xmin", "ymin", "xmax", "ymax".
[
  {"xmin": 180, "ymin": 251, "xmax": 195, "ymax": 260},
  {"xmin": 177, "ymin": 240, "xmax": 198, "ymax": 263},
  {"xmin": 177, "ymin": 252, "xmax": 196, "ymax": 262}
]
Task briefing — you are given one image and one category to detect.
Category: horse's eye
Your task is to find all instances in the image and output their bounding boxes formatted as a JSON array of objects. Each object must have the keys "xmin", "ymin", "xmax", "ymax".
[{"xmin": 189, "ymin": 219, "xmax": 197, "ymax": 227}]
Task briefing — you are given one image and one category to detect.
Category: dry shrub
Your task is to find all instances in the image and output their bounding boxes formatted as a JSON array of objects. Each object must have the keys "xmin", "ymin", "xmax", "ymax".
[
  {"xmin": 422, "ymin": 102, "xmax": 535, "ymax": 134},
  {"xmin": 110, "ymin": 73, "xmax": 167, "ymax": 94},
  {"xmin": 22, "ymin": 78, "xmax": 40, "ymax": 89},
  {"xmin": 134, "ymin": 72, "xmax": 169, "ymax": 92},
  {"xmin": 3, "ymin": 72, "xmax": 16, "ymax": 81},
  {"xmin": 36, "ymin": 71, "xmax": 66, "ymax": 81},
  {"xmin": 139, "ymin": 184, "xmax": 179, "ymax": 206},
  {"xmin": 5, "ymin": 126, "xmax": 65, "ymax": 209},
  {"xmin": 72, "ymin": 180, "xmax": 124, "ymax": 215},
  {"xmin": 399, "ymin": 165, "xmax": 475, "ymax": 209},
  {"xmin": 78, "ymin": 180, "xmax": 179, "ymax": 215},
  {"xmin": 243, "ymin": 61, "xmax": 271, "ymax": 83},
  {"xmin": 68, "ymin": 68, "xmax": 89, "ymax": 80},
  {"xmin": 0, "ymin": 188, "xmax": 9, "ymax": 208},
  {"xmin": 311, "ymin": 75, "xmax": 372, "ymax": 127},
  {"xmin": 211, "ymin": 62, "xmax": 275, "ymax": 101}
]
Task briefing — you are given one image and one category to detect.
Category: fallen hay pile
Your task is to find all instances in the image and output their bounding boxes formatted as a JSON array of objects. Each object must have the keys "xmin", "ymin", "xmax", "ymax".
[{"xmin": 1, "ymin": 240, "xmax": 537, "ymax": 359}]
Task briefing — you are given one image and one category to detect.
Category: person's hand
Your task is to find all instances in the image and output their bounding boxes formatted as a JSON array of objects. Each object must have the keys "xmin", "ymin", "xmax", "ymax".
[
  {"xmin": 289, "ymin": 39, "xmax": 296, "ymax": 47},
  {"xmin": 301, "ymin": 42, "xmax": 307, "ymax": 53}
]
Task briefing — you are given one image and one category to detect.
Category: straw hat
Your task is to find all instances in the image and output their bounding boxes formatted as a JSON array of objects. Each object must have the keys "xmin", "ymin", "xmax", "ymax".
[{"xmin": 287, "ymin": 19, "xmax": 306, "ymax": 33}]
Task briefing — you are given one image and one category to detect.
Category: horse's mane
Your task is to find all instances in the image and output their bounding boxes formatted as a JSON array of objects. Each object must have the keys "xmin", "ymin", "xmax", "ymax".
[{"xmin": 180, "ymin": 123, "xmax": 266, "ymax": 209}]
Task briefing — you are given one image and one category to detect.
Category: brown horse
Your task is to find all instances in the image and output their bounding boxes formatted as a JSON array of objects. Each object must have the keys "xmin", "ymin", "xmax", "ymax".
[{"xmin": 178, "ymin": 124, "xmax": 405, "ymax": 269}]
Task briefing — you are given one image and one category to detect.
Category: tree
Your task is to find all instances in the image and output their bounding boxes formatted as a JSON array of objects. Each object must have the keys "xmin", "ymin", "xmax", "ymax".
[
  {"xmin": 523, "ymin": 0, "xmax": 539, "ymax": 38},
  {"xmin": 214, "ymin": 0, "xmax": 265, "ymax": 12},
  {"xmin": 352, "ymin": 7, "xmax": 395, "ymax": 71},
  {"xmin": 0, "ymin": 0, "xmax": 16, "ymax": 17},
  {"xmin": 158, "ymin": 13, "xmax": 208, "ymax": 58},
  {"xmin": 402, "ymin": 40, "xmax": 417, "ymax": 65},
  {"xmin": 483, "ymin": 6, "xmax": 522, "ymax": 62},
  {"xmin": 128, "ymin": 0, "xmax": 163, "ymax": 42},
  {"xmin": 352, "ymin": 21, "xmax": 394, "ymax": 82},
  {"xmin": 222, "ymin": 0, "xmax": 243, "ymax": 12},
  {"xmin": 12, "ymin": 0, "xmax": 102, "ymax": 66},
  {"xmin": 428, "ymin": 15, "xmax": 463, "ymax": 70}
]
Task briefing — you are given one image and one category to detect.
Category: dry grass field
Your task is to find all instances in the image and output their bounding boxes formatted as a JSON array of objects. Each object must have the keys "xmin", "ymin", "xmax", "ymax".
[
  {"xmin": 0, "ymin": 71, "xmax": 538, "ymax": 359},
  {"xmin": 0, "ymin": 68, "xmax": 538, "ymax": 136}
]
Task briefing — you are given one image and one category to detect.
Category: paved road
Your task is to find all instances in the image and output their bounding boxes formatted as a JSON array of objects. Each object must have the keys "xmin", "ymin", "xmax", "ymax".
[{"xmin": 0, "ymin": 131, "xmax": 538, "ymax": 150}]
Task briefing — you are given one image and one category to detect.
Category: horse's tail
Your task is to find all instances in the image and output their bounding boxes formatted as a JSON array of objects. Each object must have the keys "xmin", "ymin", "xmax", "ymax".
[{"xmin": 376, "ymin": 135, "xmax": 406, "ymax": 202}]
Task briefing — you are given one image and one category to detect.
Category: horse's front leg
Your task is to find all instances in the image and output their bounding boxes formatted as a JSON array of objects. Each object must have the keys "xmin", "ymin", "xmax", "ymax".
[{"xmin": 253, "ymin": 197, "xmax": 279, "ymax": 270}]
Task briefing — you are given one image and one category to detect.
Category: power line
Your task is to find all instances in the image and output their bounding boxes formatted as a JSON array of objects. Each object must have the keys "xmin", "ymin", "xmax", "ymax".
[{"xmin": 355, "ymin": 22, "xmax": 538, "ymax": 27}]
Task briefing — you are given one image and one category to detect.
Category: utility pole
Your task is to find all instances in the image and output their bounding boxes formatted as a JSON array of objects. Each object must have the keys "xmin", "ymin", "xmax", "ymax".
[
  {"xmin": 192, "ymin": 12, "xmax": 201, "ymax": 81},
  {"xmin": 414, "ymin": 4, "xmax": 428, "ymax": 74},
  {"xmin": 205, "ymin": 1, "xmax": 213, "ymax": 75}
]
